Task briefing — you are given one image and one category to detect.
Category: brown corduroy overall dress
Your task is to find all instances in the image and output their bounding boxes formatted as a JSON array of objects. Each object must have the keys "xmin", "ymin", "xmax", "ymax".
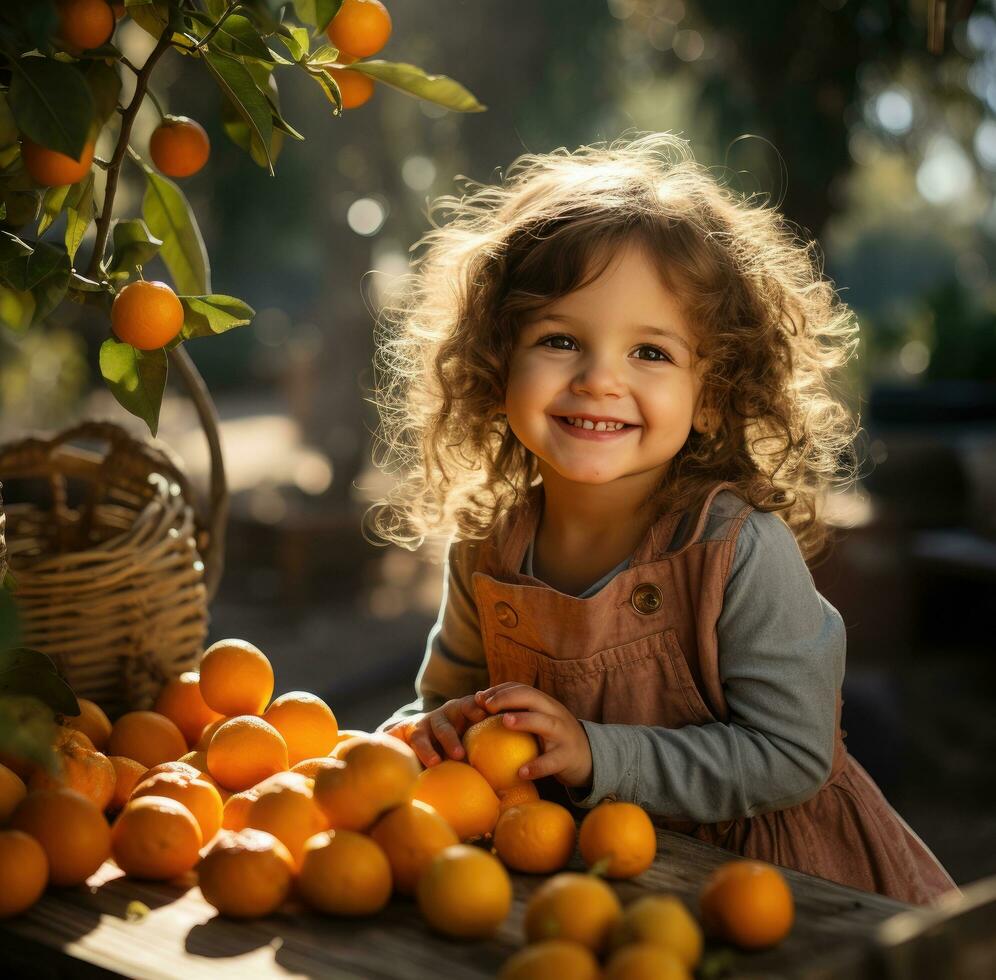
[{"xmin": 468, "ymin": 479, "xmax": 959, "ymax": 906}]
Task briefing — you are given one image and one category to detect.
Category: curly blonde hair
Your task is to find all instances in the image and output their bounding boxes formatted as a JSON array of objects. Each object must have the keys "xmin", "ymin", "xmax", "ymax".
[{"xmin": 364, "ymin": 132, "xmax": 862, "ymax": 564}]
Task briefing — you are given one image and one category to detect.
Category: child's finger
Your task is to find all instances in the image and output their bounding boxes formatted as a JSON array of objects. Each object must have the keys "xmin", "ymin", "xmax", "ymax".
[
  {"xmin": 480, "ymin": 684, "xmax": 551, "ymax": 714},
  {"xmin": 408, "ymin": 726, "xmax": 442, "ymax": 768},
  {"xmin": 430, "ymin": 711, "xmax": 465, "ymax": 759},
  {"xmin": 502, "ymin": 709, "xmax": 557, "ymax": 740},
  {"xmin": 460, "ymin": 700, "xmax": 489, "ymax": 724},
  {"xmin": 520, "ymin": 747, "xmax": 566, "ymax": 781},
  {"xmin": 475, "ymin": 682, "xmax": 525, "ymax": 704}
]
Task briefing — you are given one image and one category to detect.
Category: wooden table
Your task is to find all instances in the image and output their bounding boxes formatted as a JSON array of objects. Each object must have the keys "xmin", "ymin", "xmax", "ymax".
[{"xmin": 1, "ymin": 827, "xmax": 909, "ymax": 979}]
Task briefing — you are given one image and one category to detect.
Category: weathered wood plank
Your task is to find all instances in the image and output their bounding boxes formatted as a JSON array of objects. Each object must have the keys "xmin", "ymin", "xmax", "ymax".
[{"xmin": 0, "ymin": 827, "xmax": 910, "ymax": 979}]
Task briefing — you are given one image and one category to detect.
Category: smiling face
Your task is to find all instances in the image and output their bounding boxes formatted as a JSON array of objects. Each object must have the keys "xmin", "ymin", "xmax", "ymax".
[{"xmin": 502, "ymin": 238, "xmax": 711, "ymax": 495}]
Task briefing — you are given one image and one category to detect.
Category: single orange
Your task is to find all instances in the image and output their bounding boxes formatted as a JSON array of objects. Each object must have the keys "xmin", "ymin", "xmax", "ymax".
[
  {"xmin": 262, "ymin": 692, "xmax": 338, "ymax": 765},
  {"xmin": 498, "ymin": 941, "xmax": 601, "ymax": 980},
  {"xmin": 111, "ymin": 280, "xmax": 185, "ymax": 351},
  {"xmin": 610, "ymin": 894, "xmax": 703, "ymax": 968},
  {"xmin": 297, "ymin": 829, "xmax": 392, "ymax": 916},
  {"xmin": 369, "ymin": 800, "xmax": 458, "ymax": 895},
  {"xmin": 698, "ymin": 859, "xmax": 794, "ymax": 950},
  {"xmin": 416, "ymin": 843, "xmax": 512, "ymax": 939},
  {"xmin": 198, "ymin": 828, "xmax": 295, "ymax": 918},
  {"xmin": 0, "ymin": 762, "xmax": 27, "ymax": 823},
  {"xmin": 245, "ymin": 778, "xmax": 325, "ymax": 868},
  {"xmin": 604, "ymin": 943, "xmax": 691, "ymax": 980},
  {"xmin": 111, "ymin": 795, "xmax": 202, "ymax": 880},
  {"xmin": 578, "ymin": 801, "xmax": 657, "ymax": 879},
  {"xmin": 62, "ymin": 698, "xmax": 112, "ymax": 751},
  {"xmin": 154, "ymin": 671, "xmax": 223, "ymax": 748},
  {"xmin": 130, "ymin": 770, "xmax": 223, "ymax": 846},
  {"xmin": 523, "ymin": 872, "xmax": 622, "ymax": 953},
  {"xmin": 327, "ymin": 69, "xmax": 375, "ymax": 110},
  {"xmin": 463, "ymin": 713, "xmax": 540, "ymax": 791},
  {"xmin": 56, "ymin": 0, "xmax": 114, "ymax": 51},
  {"xmin": 409, "ymin": 760, "xmax": 500, "ymax": 842},
  {"xmin": 107, "ymin": 710, "xmax": 187, "ymax": 769},
  {"xmin": 21, "ymin": 137, "xmax": 95, "ymax": 187},
  {"xmin": 206, "ymin": 715, "xmax": 288, "ymax": 792},
  {"xmin": 313, "ymin": 735, "xmax": 419, "ymax": 832},
  {"xmin": 10, "ymin": 787, "xmax": 111, "ymax": 887},
  {"xmin": 107, "ymin": 756, "xmax": 147, "ymax": 813},
  {"xmin": 149, "ymin": 116, "xmax": 210, "ymax": 178},
  {"xmin": 0, "ymin": 830, "xmax": 49, "ymax": 918},
  {"xmin": 198, "ymin": 639, "xmax": 274, "ymax": 716},
  {"xmin": 493, "ymin": 800, "xmax": 576, "ymax": 874},
  {"xmin": 29, "ymin": 741, "xmax": 115, "ymax": 811},
  {"xmin": 326, "ymin": 0, "xmax": 392, "ymax": 58}
]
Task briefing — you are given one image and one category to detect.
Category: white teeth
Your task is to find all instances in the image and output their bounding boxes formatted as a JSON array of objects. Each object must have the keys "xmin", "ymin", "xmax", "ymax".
[{"xmin": 565, "ymin": 417, "xmax": 624, "ymax": 431}]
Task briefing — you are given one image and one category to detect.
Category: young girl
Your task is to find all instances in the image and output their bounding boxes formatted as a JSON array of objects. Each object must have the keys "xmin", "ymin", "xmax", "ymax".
[{"xmin": 367, "ymin": 132, "xmax": 958, "ymax": 907}]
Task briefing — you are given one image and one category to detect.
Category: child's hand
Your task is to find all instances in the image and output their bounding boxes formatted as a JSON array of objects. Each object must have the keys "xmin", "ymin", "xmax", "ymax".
[
  {"xmin": 474, "ymin": 683, "xmax": 593, "ymax": 789},
  {"xmin": 384, "ymin": 695, "xmax": 489, "ymax": 768}
]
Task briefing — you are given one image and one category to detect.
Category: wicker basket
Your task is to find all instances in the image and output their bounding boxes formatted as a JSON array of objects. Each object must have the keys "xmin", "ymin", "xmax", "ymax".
[{"xmin": 0, "ymin": 350, "xmax": 229, "ymax": 718}]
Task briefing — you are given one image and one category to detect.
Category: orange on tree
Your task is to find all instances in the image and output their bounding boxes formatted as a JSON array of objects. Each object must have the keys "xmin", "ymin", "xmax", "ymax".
[
  {"xmin": 198, "ymin": 828, "xmax": 295, "ymax": 919},
  {"xmin": 29, "ymin": 738, "xmax": 116, "ymax": 811},
  {"xmin": 130, "ymin": 770, "xmax": 223, "ymax": 845},
  {"xmin": 610, "ymin": 894, "xmax": 703, "ymax": 969},
  {"xmin": 107, "ymin": 756, "xmax": 147, "ymax": 813},
  {"xmin": 523, "ymin": 872, "xmax": 622, "ymax": 954},
  {"xmin": 463, "ymin": 713, "xmax": 539, "ymax": 791},
  {"xmin": 698, "ymin": 859, "xmax": 794, "ymax": 950},
  {"xmin": 111, "ymin": 794, "xmax": 202, "ymax": 880},
  {"xmin": 0, "ymin": 830, "xmax": 49, "ymax": 919},
  {"xmin": 409, "ymin": 759, "xmax": 499, "ymax": 842},
  {"xmin": 206, "ymin": 715, "xmax": 288, "ymax": 792},
  {"xmin": 10, "ymin": 787, "xmax": 111, "ymax": 887},
  {"xmin": 110, "ymin": 280, "xmax": 185, "ymax": 351},
  {"xmin": 61, "ymin": 698, "xmax": 112, "ymax": 751},
  {"xmin": 493, "ymin": 800, "xmax": 576, "ymax": 874},
  {"xmin": 326, "ymin": 0, "xmax": 392, "ymax": 58},
  {"xmin": 416, "ymin": 843, "xmax": 512, "ymax": 939},
  {"xmin": 497, "ymin": 779, "xmax": 540, "ymax": 813},
  {"xmin": 154, "ymin": 672, "xmax": 223, "ymax": 749},
  {"xmin": 369, "ymin": 799, "xmax": 458, "ymax": 895},
  {"xmin": 107, "ymin": 710, "xmax": 187, "ymax": 768},
  {"xmin": 198, "ymin": 639, "xmax": 274, "ymax": 716},
  {"xmin": 578, "ymin": 800, "xmax": 657, "ymax": 879},
  {"xmin": 149, "ymin": 116, "xmax": 210, "ymax": 178},
  {"xmin": 297, "ymin": 829, "xmax": 392, "ymax": 916},
  {"xmin": 244, "ymin": 777, "xmax": 325, "ymax": 868},
  {"xmin": 327, "ymin": 69, "xmax": 375, "ymax": 110},
  {"xmin": 262, "ymin": 691, "xmax": 338, "ymax": 765},
  {"xmin": 21, "ymin": 136, "xmax": 95, "ymax": 188},
  {"xmin": 0, "ymin": 762, "xmax": 27, "ymax": 823},
  {"xmin": 55, "ymin": 0, "xmax": 115, "ymax": 52},
  {"xmin": 498, "ymin": 941, "xmax": 601, "ymax": 980},
  {"xmin": 313, "ymin": 734, "xmax": 419, "ymax": 832},
  {"xmin": 604, "ymin": 943, "xmax": 691, "ymax": 980}
]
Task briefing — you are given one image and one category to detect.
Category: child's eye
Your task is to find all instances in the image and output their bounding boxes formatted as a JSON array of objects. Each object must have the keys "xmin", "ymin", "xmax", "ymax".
[{"xmin": 537, "ymin": 335, "xmax": 673, "ymax": 363}]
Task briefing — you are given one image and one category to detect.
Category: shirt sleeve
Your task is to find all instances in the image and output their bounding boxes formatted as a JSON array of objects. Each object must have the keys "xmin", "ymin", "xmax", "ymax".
[
  {"xmin": 376, "ymin": 536, "xmax": 490, "ymax": 733},
  {"xmin": 566, "ymin": 509, "xmax": 846, "ymax": 822}
]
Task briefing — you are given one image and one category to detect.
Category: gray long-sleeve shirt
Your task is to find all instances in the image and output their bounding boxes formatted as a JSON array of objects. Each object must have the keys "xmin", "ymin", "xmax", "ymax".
[{"xmin": 378, "ymin": 507, "xmax": 847, "ymax": 824}]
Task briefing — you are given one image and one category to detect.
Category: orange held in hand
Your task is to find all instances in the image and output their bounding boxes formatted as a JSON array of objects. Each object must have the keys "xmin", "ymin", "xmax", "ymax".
[
  {"xmin": 578, "ymin": 800, "xmax": 657, "ymax": 879},
  {"xmin": 199, "ymin": 828, "xmax": 295, "ymax": 919},
  {"xmin": 21, "ymin": 137, "xmax": 95, "ymax": 187},
  {"xmin": 111, "ymin": 281, "xmax": 185, "ymax": 351},
  {"xmin": 463, "ymin": 713, "xmax": 540, "ymax": 791},
  {"xmin": 327, "ymin": 69, "xmax": 375, "ymax": 110},
  {"xmin": 149, "ymin": 116, "xmax": 211, "ymax": 178},
  {"xmin": 56, "ymin": 0, "xmax": 115, "ymax": 51},
  {"xmin": 326, "ymin": 0, "xmax": 392, "ymax": 58},
  {"xmin": 198, "ymin": 639, "xmax": 274, "ymax": 716},
  {"xmin": 699, "ymin": 859, "xmax": 795, "ymax": 950}
]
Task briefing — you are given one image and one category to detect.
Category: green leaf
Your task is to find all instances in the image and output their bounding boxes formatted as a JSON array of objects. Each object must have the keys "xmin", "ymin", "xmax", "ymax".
[
  {"xmin": 68, "ymin": 270, "xmax": 104, "ymax": 292},
  {"xmin": 0, "ymin": 657, "xmax": 78, "ymax": 715},
  {"xmin": 348, "ymin": 60, "xmax": 487, "ymax": 113},
  {"xmin": 142, "ymin": 171, "xmax": 210, "ymax": 295},
  {"xmin": 109, "ymin": 218, "xmax": 163, "ymax": 276},
  {"xmin": 202, "ymin": 51, "xmax": 276, "ymax": 174},
  {"xmin": 125, "ymin": 0, "xmax": 172, "ymax": 40},
  {"xmin": 64, "ymin": 173, "xmax": 94, "ymax": 261},
  {"xmin": 307, "ymin": 66, "xmax": 342, "ymax": 114},
  {"xmin": 0, "ymin": 648, "xmax": 60, "ymax": 676},
  {"xmin": 207, "ymin": 14, "xmax": 275, "ymax": 63},
  {"xmin": 0, "ymin": 283, "xmax": 36, "ymax": 332},
  {"xmin": 99, "ymin": 338, "xmax": 167, "ymax": 437},
  {"xmin": 80, "ymin": 60, "xmax": 122, "ymax": 125},
  {"xmin": 221, "ymin": 94, "xmax": 285, "ymax": 168},
  {"xmin": 26, "ymin": 242, "xmax": 72, "ymax": 322},
  {"xmin": 305, "ymin": 43, "xmax": 341, "ymax": 67},
  {"xmin": 8, "ymin": 56, "xmax": 95, "ymax": 159},
  {"xmin": 277, "ymin": 25, "xmax": 312, "ymax": 62},
  {"xmin": 37, "ymin": 183, "xmax": 72, "ymax": 235},
  {"xmin": 0, "ymin": 695, "xmax": 59, "ymax": 775},
  {"xmin": 293, "ymin": 0, "xmax": 343, "ymax": 33},
  {"xmin": 175, "ymin": 294, "xmax": 255, "ymax": 343}
]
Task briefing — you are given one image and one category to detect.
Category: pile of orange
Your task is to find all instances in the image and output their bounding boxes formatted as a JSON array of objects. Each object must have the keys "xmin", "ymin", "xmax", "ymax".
[{"xmin": 0, "ymin": 632, "xmax": 794, "ymax": 977}]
